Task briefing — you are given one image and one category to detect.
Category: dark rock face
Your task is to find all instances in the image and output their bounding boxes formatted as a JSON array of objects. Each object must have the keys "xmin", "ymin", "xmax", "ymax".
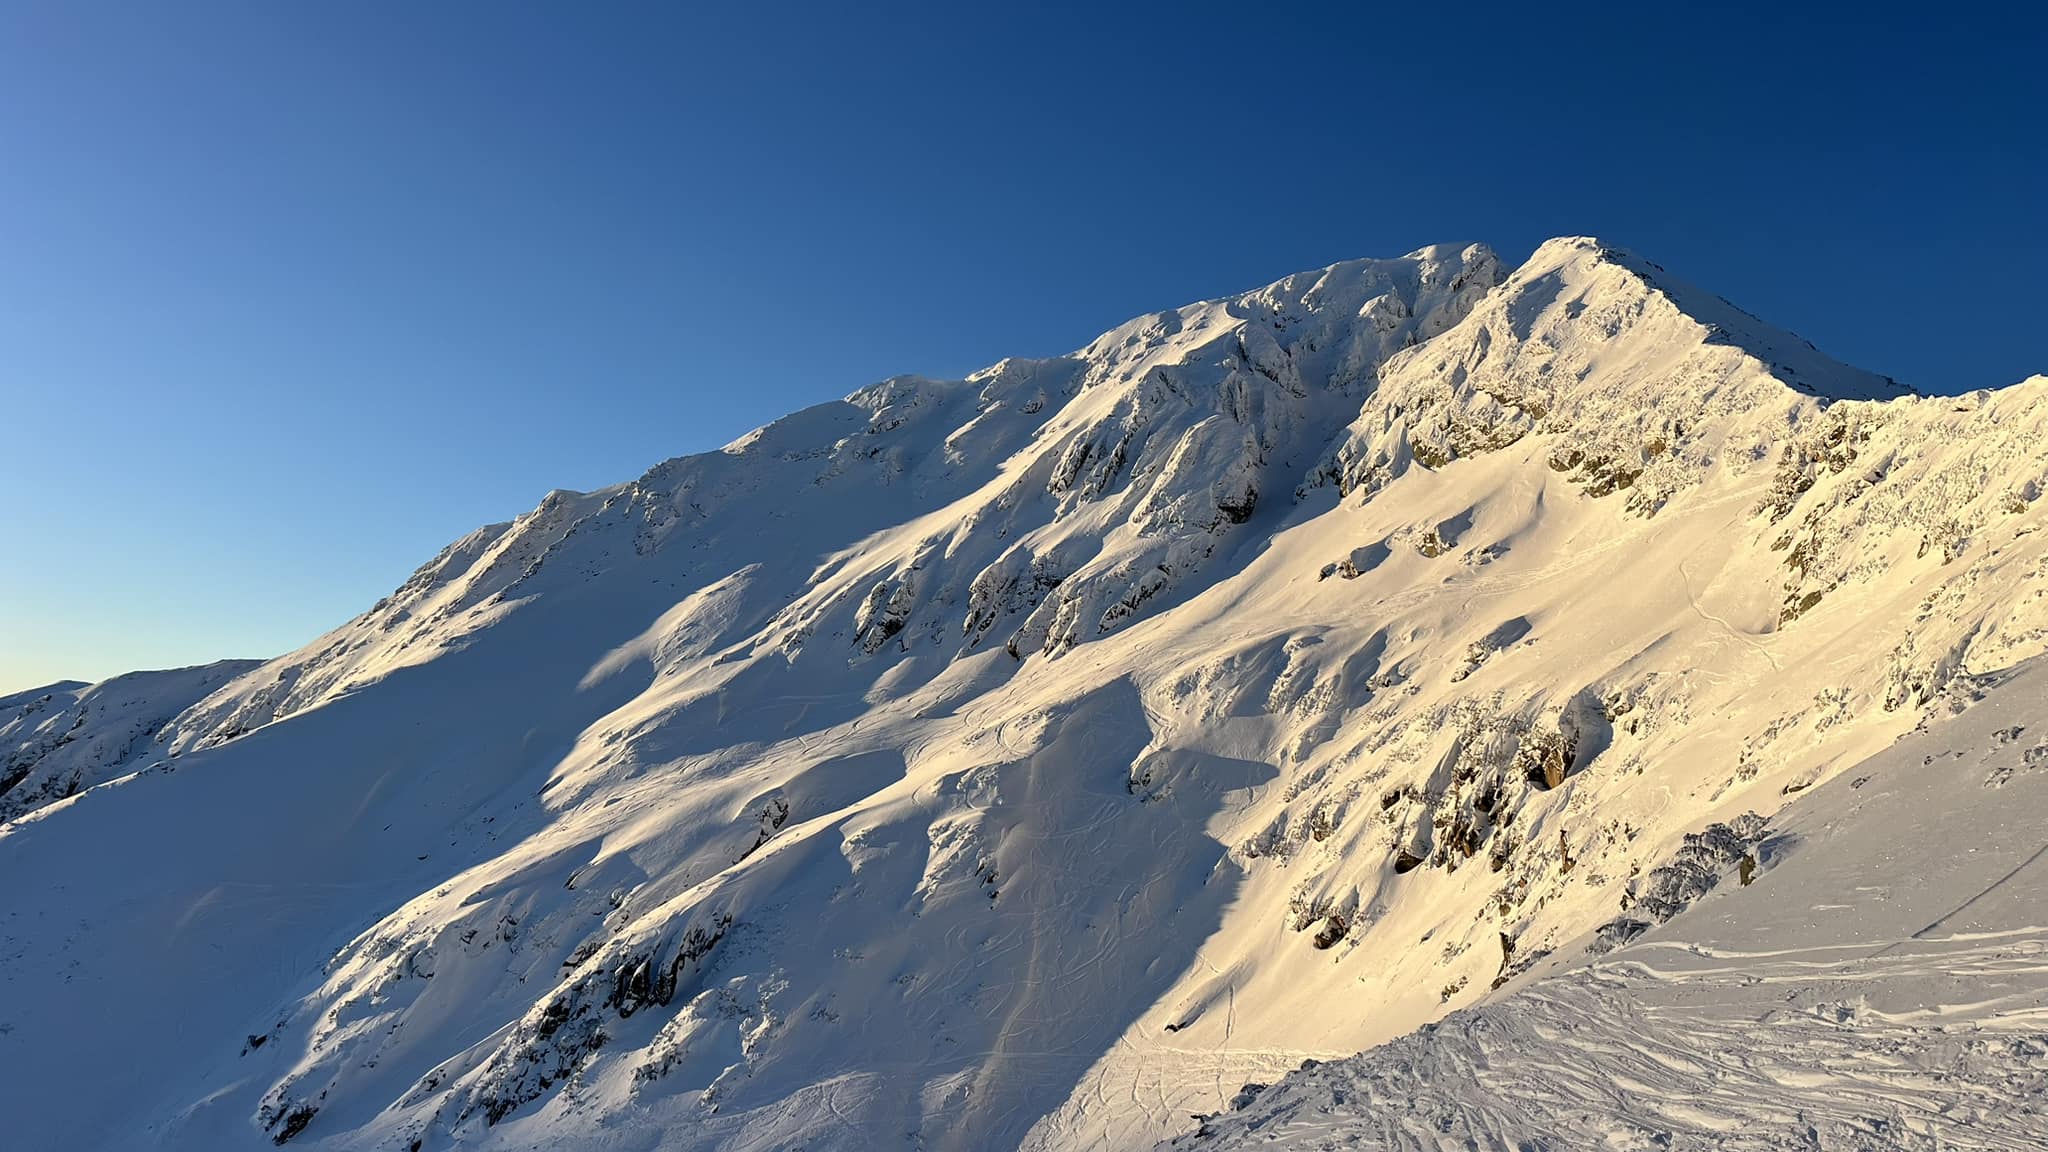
[
  {"xmin": 1590, "ymin": 815, "xmax": 1770, "ymax": 953},
  {"xmin": 1520, "ymin": 728, "xmax": 1576, "ymax": 790},
  {"xmin": 1312, "ymin": 914, "xmax": 1349, "ymax": 950},
  {"xmin": 272, "ymin": 1104, "xmax": 316, "ymax": 1144}
]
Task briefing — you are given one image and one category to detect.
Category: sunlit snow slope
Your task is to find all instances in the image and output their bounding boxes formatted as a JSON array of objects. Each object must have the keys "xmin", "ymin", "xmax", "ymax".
[
  {"xmin": 3, "ymin": 237, "xmax": 2044, "ymax": 1152},
  {"xmin": 1171, "ymin": 656, "xmax": 2048, "ymax": 1151}
]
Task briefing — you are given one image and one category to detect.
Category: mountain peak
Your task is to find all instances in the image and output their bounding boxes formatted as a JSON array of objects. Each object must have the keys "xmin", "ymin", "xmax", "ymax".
[{"xmin": 1513, "ymin": 236, "xmax": 1909, "ymax": 402}]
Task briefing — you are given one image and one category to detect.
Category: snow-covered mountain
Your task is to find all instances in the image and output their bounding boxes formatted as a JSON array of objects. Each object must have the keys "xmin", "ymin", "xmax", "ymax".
[
  {"xmin": 0, "ymin": 659, "xmax": 260, "ymax": 822},
  {"xmin": 4, "ymin": 237, "xmax": 2044, "ymax": 1152}
]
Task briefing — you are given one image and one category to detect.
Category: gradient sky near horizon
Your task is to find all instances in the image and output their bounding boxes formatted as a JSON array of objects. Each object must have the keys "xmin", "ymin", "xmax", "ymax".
[{"xmin": 3, "ymin": 0, "xmax": 2043, "ymax": 693}]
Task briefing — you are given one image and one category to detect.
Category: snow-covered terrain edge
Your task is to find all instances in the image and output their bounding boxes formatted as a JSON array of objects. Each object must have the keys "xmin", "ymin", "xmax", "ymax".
[
  {"xmin": 0, "ymin": 659, "xmax": 262, "ymax": 821},
  {"xmin": 2, "ymin": 236, "xmax": 2045, "ymax": 1151}
]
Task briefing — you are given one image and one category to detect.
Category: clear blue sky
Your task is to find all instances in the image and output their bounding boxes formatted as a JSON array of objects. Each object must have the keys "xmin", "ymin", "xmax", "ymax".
[{"xmin": 2, "ymin": 0, "xmax": 2042, "ymax": 692}]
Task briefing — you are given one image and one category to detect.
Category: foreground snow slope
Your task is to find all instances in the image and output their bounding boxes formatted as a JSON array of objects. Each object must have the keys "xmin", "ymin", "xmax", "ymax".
[
  {"xmin": 1, "ymin": 237, "xmax": 2043, "ymax": 1151},
  {"xmin": 1171, "ymin": 655, "xmax": 2048, "ymax": 1150}
]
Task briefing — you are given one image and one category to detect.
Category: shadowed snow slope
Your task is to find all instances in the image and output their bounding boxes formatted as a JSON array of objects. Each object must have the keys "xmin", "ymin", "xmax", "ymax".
[{"xmin": 0, "ymin": 237, "xmax": 2042, "ymax": 1152}]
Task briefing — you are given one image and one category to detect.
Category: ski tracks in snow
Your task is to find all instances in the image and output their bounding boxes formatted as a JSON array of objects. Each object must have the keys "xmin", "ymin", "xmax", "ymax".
[{"xmin": 1171, "ymin": 926, "xmax": 2048, "ymax": 1151}]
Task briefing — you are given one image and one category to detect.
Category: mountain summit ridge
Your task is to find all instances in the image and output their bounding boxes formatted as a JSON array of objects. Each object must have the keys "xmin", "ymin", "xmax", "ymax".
[
  {"xmin": 1523, "ymin": 235, "xmax": 1909, "ymax": 399},
  {"xmin": 3, "ymin": 237, "xmax": 2045, "ymax": 1152}
]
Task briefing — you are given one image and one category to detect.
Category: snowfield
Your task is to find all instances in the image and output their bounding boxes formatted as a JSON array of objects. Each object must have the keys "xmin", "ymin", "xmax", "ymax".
[
  {"xmin": 1170, "ymin": 656, "xmax": 2048, "ymax": 1151},
  {"xmin": 2, "ymin": 236, "xmax": 2044, "ymax": 1151}
]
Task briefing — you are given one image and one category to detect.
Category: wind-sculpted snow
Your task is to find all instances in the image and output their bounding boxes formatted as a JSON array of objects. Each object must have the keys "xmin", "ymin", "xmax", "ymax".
[
  {"xmin": 1169, "ymin": 657, "xmax": 2048, "ymax": 1151},
  {"xmin": 2, "ymin": 237, "xmax": 2045, "ymax": 1151},
  {"xmin": 1306, "ymin": 238, "xmax": 1908, "ymax": 515},
  {"xmin": 164, "ymin": 243, "xmax": 1503, "ymax": 753}
]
